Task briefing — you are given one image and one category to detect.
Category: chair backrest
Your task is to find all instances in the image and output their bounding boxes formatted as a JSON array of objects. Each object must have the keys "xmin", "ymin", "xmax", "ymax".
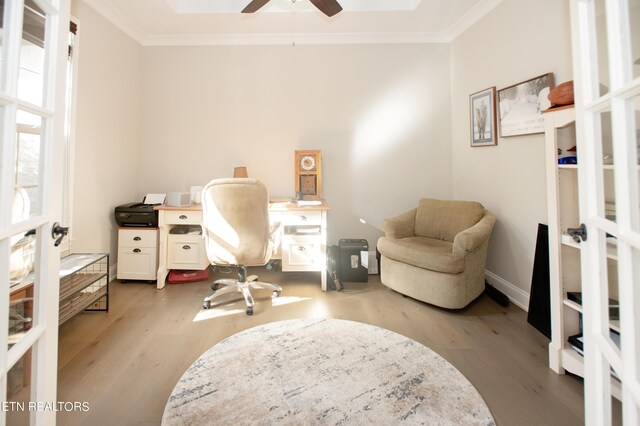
[
  {"xmin": 201, "ymin": 178, "xmax": 271, "ymax": 266},
  {"xmin": 414, "ymin": 198, "xmax": 485, "ymax": 242}
]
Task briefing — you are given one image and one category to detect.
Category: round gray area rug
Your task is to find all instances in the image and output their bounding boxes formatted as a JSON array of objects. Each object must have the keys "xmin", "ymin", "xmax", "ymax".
[{"xmin": 162, "ymin": 318, "xmax": 495, "ymax": 425}]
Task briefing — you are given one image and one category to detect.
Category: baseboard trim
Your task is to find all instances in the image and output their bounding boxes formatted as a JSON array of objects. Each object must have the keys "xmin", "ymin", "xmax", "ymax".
[{"xmin": 485, "ymin": 270, "xmax": 529, "ymax": 311}]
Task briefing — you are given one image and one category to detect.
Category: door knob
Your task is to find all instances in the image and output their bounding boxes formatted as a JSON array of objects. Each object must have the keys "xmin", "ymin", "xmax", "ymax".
[
  {"xmin": 567, "ymin": 223, "xmax": 587, "ymax": 243},
  {"xmin": 51, "ymin": 222, "xmax": 69, "ymax": 247}
]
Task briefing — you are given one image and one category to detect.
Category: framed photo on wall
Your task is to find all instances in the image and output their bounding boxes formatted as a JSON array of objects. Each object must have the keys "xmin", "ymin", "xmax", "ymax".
[
  {"xmin": 469, "ymin": 87, "xmax": 497, "ymax": 147},
  {"xmin": 498, "ymin": 73, "xmax": 554, "ymax": 137}
]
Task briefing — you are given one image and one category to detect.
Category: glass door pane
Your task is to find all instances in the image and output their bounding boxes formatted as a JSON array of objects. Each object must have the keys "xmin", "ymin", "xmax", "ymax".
[
  {"xmin": 15, "ymin": 110, "xmax": 43, "ymax": 218},
  {"xmin": 8, "ymin": 230, "xmax": 35, "ymax": 350},
  {"xmin": 18, "ymin": 0, "xmax": 47, "ymax": 106},
  {"xmin": 0, "ymin": 0, "xmax": 4, "ymax": 85},
  {"xmin": 631, "ymin": 0, "xmax": 640, "ymax": 80},
  {"xmin": 6, "ymin": 351, "xmax": 33, "ymax": 426}
]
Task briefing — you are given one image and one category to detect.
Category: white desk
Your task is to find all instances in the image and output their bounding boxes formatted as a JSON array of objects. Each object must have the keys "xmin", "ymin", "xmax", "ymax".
[{"xmin": 155, "ymin": 200, "xmax": 330, "ymax": 291}]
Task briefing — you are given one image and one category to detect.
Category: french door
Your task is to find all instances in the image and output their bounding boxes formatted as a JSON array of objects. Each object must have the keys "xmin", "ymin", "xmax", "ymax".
[
  {"xmin": 570, "ymin": 0, "xmax": 640, "ymax": 424},
  {"xmin": 1, "ymin": 0, "xmax": 70, "ymax": 424}
]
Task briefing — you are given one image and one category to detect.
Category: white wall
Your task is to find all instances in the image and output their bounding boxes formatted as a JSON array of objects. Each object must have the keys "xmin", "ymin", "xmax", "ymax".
[
  {"xmin": 138, "ymin": 44, "xmax": 453, "ymax": 246},
  {"xmin": 70, "ymin": 0, "xmax": 142, "ymax": 261},
  {"xmin": 450, "ymin": 0, "xmax": 573, "ymax": 304},
  {"xmin": 71, "ymin": 0, "xmax": 580, "ymax": 302}
]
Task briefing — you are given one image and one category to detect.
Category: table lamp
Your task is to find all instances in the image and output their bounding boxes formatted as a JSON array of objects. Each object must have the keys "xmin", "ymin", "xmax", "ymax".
[{"xmin": 233, "ymin": 167, "xmax": 248, "ymax": 178}]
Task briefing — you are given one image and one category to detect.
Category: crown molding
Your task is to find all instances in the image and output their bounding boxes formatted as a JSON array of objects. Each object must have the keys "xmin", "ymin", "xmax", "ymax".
[
  {"xmin": 83, "ymin": 0, "xmax": 503, "ymax": 47},
  {"xmin": 444, "ymin": 0, "xmax": 504, "ymax": 42},
  {"xmin": 143, "ymin": 31, "xmax": 449, "ymax": 46},
  {"xmin": 81, "ymin": 0, "xmax": 146, "ymax": 44}
]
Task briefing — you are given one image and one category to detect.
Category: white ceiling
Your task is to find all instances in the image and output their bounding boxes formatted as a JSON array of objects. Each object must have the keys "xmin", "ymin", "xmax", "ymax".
[{"xmin": 80, "ymin": 0, "xmax": 505, "ymax": 45}]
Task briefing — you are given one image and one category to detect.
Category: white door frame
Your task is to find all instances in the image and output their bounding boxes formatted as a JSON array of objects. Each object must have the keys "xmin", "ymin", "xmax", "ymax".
[
  {"xmin": 0, "ymin": 0, "xmax": 70, "ymax": 424},
  {"xmin": 570, "ymin": 0, "xmax": 640, "ymax": 424}
]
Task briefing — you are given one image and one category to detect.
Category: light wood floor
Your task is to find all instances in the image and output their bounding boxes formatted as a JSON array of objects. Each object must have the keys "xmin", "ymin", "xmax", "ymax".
[{"xmin": 56, "ymin": 269, "xmax": 589, "ymax": 425}]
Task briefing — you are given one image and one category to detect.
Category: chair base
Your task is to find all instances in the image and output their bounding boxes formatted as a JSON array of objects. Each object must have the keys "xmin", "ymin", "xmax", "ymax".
[{"xmin": 202, "ymin": 266, "xmax": 282, "ymax": 315}]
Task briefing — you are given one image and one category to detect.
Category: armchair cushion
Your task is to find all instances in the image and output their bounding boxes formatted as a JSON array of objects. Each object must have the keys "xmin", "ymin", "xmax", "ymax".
[
  {"xmin": 377, "ymin": 236, "xmax": 464, "ymax": 274},
  {"xmin": 414, "ymin": 199, "xmax": 484, "ymax": 242}
]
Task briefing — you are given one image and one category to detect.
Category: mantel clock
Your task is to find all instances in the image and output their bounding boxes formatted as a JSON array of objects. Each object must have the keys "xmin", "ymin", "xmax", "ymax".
[{"xmin": 294, "ymin": 150, "xmax": 322, "ymax": 200}]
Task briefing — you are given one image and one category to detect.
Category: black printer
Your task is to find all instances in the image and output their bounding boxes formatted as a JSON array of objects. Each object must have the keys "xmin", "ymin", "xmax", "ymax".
[{"xmin": 114, "ymin": 202, "xmax": 159, "ymax": 227}]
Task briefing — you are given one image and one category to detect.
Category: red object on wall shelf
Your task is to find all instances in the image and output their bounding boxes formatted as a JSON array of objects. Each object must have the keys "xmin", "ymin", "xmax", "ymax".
[{"xmin": 548, "ymin": 81, "xmax": 574, "ymax": 106}]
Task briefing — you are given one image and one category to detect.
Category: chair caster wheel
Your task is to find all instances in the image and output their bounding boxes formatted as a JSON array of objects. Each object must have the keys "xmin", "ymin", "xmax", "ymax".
[
  {"xmin": 271, "ymin": 290, "xmax": 281, "ymax": 298},
  {"xmin": 246, "ymin": 307, "xmax": 253, "ymax": 315},
  {"xmin": 203, "ymin": 300, "xmax": 211, "ymax": 309},
  {"xmin": 211, "ymin": 283, "xmax": 219, "ymax": 291}
]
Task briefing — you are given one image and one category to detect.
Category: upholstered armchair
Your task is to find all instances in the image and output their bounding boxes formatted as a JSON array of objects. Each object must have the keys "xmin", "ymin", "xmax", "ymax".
[{"xmin": 377, "ymin": 199, "xmax": 496, "ymax": 309}]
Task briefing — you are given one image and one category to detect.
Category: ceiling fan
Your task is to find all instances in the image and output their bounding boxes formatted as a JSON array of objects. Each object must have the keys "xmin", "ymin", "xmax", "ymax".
[{"xmin": 242, "ymin": 0, "xmax": 343, "ymax": 17}]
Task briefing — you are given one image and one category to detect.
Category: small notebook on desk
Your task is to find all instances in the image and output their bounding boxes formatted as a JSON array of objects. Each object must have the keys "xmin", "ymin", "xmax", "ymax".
[
  {"xmin": 296, "ymin": 200, "xmax": 322, "ymax": 206},
  {"xmin": 269, "ymin": 197, "xmax": 293, "ymax": 208}
]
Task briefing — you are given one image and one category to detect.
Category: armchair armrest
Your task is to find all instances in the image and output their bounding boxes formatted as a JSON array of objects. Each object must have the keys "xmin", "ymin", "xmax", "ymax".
[
  {"xmin": 382, "ymin": 208, "xmax": 417, "ymax": 239},
  {"xmin": 452, "ymin": 211, "xmax": 496, "ymax": 255}
]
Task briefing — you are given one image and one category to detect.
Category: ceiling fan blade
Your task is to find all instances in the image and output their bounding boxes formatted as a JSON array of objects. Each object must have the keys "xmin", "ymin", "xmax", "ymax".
[
  {"xmin": 242, "ymin": 0, "xmax": 271, "ymax": 13},
  {"xmin": 308, "ymin": 0, "xmax": 342, "ymax": 17}
]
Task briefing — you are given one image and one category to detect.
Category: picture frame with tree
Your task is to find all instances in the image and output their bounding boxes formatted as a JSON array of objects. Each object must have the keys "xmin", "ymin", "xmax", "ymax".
[{"xmin": 469, "ymin": 87, "xmax": 497, "ymax": 147}]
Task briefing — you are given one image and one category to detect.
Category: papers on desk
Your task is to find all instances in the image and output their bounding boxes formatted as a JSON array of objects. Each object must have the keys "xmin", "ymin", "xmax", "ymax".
[
  {"xmin": 296, "ymin": 227, "xmax": 321, "ymax": 234},
  {"xmin": 296, "ymin": 200, "xmax": 322, "ymax": 206},
  {"xmin": 269, "ymin": 197, "xmax": 293, "ymax": 208},
  {"xmin": 144, "ymin": 193, "xmax": 166, "ymax": 205},
  {"xmin": 270, "ymin": 197, "xmax": 292, "ymax": 203}
]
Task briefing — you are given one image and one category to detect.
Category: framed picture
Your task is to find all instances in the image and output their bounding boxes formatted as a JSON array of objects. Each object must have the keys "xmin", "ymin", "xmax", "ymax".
[
  {"xmin": 469, "ymin": 87, "xmax": 497, "ymax": 147},
  {"xmin": 498, "ymin": 73, "xmax": 554, "ymax": 137}
]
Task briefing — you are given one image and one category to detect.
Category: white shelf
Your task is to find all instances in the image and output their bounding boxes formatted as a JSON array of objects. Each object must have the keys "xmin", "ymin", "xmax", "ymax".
[
  {"xmin": 545, "ymin": 105, "xmax": 623, "ymax": 401},
  {"xmin": 563, "ymin": 298, "xmax": 583, "ymax": 313},
  {"xmin": 560, "ymin": 234, "xmax": 618, "ymax": 260},
  {"xmin": 561, "ymin": 347, "xmax": 621, "ymax": 399},
  {"xmin": 556, "ymin": 164, "xmax": 638, "ymax": 170},
  {"xmin": 610, "ymin": 320, "xmax": 620, "ymax": 333},
  {"xmin": 562, "ymin": 298, "xmax": 620, "ymax": 333},
  {"xmin": 544, "ymin": 104, "xmax": 575, "ymax": 127},
  {"xmin": 561, "ymin": 347, "xmax": 584, "ymax": 376}
]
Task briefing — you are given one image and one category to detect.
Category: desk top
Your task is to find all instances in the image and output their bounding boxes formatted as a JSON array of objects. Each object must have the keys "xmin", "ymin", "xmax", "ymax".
[{"xmin": 155, "ymin": 199, "xmax": 330, "ymax": 212}]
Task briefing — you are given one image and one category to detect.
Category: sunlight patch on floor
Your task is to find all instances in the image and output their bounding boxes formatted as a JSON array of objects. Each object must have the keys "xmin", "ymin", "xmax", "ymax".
[
  {"xmin": 192, "ymin": 296, "xmax": 312, "ymax": 322},
  {"xmin": 193, "ymin": 307, "xmax": 246, "ymax": 322},
  {"xmin": 270, "ymin": 296, "xmax": 312, "ymax": 307},
  {"xmin": 308, "ymin": 300, "xmax": 330, "ymax": 317}
]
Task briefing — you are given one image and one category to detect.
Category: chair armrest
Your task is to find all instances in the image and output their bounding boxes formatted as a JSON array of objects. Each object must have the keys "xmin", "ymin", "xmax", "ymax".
[
  {"xmin": 382, "ymin": 208, "xmax": 417, "ymax": 239},
  {"xmin": 452, "ymin": 211, "xmax": 496, "ymax": 254}
]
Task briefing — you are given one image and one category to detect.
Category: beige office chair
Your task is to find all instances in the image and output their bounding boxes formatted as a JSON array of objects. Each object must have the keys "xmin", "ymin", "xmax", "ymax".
[{"xmin": 201, "ymin": 178, "xmax": 282, "ymax": 315}]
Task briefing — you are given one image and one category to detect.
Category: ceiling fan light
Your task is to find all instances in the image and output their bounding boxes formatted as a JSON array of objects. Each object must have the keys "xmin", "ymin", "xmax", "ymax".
[{"xmin": 242, "ymin": 0, "xmax": 342, "ymax": 17}]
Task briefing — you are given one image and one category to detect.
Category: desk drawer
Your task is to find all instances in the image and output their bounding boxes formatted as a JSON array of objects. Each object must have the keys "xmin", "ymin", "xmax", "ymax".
[
  {"xmin": 117, "ymin": 247, "xmax": 157, "ymax": 280},
  {"xmin": 167, "ymin": 234, "xmax": 209, "ymax": 270},
  {"xmin": 164, "ymin": 210, "xmax": 202, "ymax": 225},
  {"xmin": 282, "ymin": 211, "xmax": 322, "ymax": 226},
  {"xmin": 118, "ymin": 228, "xmax": 158, "ymax": 248},
  {"xmin": 282, "ymin": 235, "xmax": 324, "ymax": 271}
]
